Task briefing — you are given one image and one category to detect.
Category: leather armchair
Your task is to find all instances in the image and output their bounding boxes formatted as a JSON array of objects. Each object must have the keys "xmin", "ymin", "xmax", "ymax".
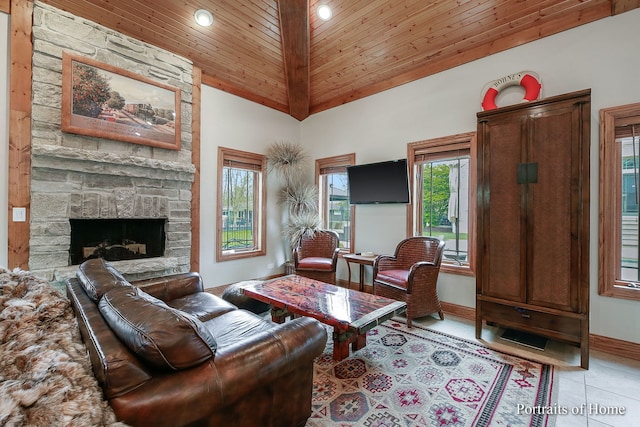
[
  {"xmin": 373, "ymin": 236, "xmax": 445, "ymax": 327},
  {"xmin": 293, "ymin": 230, "xmax": 340, "ymax": 284}
]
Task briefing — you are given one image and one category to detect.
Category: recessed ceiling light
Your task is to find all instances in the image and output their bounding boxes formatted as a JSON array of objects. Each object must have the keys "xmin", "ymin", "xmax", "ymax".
[
  {"xmin": 317, "ymin": 4, "xmax": 333, "ymax": 21},
  {"xmin": 194, "ymin": 9, "xmax": 214, "ymax": 27}
]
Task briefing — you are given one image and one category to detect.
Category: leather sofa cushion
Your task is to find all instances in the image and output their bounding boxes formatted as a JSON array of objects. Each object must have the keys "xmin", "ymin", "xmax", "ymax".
[
  {"xmin": 167, "ymin": 292, "xmax": 236, "ymax": 322},
  {"xmin": 99, "ymin": 286, "xmax": 217, "ymax": 370},
  {"xmin": 77, "ymin": 258, "xmax": 130, "ymax": 301},
  {"xmin": 202, "ymin": 310, "xmax": 275, "ymax": 349}
]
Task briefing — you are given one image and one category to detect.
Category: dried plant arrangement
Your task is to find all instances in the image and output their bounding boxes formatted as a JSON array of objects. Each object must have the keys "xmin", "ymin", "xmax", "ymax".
[
  {"xmin": 280, "ymin": 182, "xmax": 318, "ymax": 216},
  {"xmin": 266, "ymin": 141, "xmax": 307, "ymax": 186},
  {"xmin": 266, "ymin": 141, "xmax": 321, "ymax": 250},
  {"xmin": 283, "ymin": 211, "xmax": 322, "ymax": 249}
]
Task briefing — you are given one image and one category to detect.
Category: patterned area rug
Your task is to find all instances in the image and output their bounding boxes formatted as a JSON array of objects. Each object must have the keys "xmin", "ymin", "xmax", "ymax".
[{"xmin": 307, "ymin": 319, "xmax": 556, "ymax": 427}]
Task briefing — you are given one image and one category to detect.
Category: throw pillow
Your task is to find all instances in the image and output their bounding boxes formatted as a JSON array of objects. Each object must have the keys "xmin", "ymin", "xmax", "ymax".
[{"xmin": 99, "ymin": 286, "xmax": 217, "ymax": 370}]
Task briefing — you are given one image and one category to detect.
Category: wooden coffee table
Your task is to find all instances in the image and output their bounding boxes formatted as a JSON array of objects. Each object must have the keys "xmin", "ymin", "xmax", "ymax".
[{"xmin": 241, "ymin": 275, "xmax": 406, "ymax": 361}]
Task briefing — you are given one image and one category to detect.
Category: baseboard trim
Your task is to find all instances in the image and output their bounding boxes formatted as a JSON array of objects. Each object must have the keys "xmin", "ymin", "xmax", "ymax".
[
  {"xmin": 441, "ymin": 301, "xmax": 475, "ymax": 321},
  {"xmin": 442, "ymin": 302, "xmax": 640, "ymax": 362},
  {"xmin": 591, "ymin": 333, "xmax": 640, "ymax": 362}
]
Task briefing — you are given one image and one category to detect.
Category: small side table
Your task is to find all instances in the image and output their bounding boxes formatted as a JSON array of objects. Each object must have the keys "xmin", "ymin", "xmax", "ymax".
[{"xmin": 343, "ymin": 253, "xmax": 377, "ymax": 292}]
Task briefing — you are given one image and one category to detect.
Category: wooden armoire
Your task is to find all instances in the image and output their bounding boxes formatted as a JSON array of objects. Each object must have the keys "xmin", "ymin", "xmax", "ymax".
[{"xmin": 475, "ymin": 89, "xmax": 591, "ymax": 369}]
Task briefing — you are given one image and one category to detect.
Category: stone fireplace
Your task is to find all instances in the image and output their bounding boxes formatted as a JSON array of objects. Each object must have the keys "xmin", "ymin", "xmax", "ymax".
[
  {"xmin": 29, "ymin": 143, "xmax": 195, "ymax": 281},
  {"xmin": 29, "ymin": 3, "xmax": 195, "ymax": 281}
]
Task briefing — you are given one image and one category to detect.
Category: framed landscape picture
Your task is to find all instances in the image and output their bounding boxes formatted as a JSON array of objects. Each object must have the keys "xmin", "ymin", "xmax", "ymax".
[{"xmin": 61, "ymin": 52, "xmax": 181, "ymax": 150}]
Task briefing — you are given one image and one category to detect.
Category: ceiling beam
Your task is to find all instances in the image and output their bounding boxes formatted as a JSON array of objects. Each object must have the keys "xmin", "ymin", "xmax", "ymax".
[
  {"xmin": 612, "ymin": 0, "xmax": 640, "ymax": 14},
  {"xmin": 278, "ymin": 0, "xmax": 310, "ymax": 121}
]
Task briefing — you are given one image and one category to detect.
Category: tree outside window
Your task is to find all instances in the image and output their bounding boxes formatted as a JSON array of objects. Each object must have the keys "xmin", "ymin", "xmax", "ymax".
[
  {"xmin": 420, "ymin": 157, "xmax": 470, "ymax": 264},
  {"xmin": 407, "ymin": 133, "xmax": 476, "ymax": 276},
  {"xmin": 221, "ymin": 167, "xmax": 255, "ymax": 249},
  {"xmin": 216, "ymin": 147, "xmax": 266, "ymax": 261},
  {"xmin": 316, "ymin": 154, "xmax": 355, "ymax": 252}
]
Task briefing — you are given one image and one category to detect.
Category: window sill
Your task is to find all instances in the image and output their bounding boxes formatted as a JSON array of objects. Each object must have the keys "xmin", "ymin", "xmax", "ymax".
[
  {"xmin": 440, "ymin": 263, "xmax": 475, "ymax": 277},
  {"xmin": 599, "ymin": 283, "xmax": 640, "ymax": 301},
  {"xmin": 217, "ymin": 249, "xmax": 265, "ymax": 262}
]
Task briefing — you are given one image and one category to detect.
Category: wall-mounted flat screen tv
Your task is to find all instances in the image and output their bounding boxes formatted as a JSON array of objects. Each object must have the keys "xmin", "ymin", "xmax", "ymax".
[{"xmin": 347, "ymin": 159, "xmax": 410, "ymax": 204}]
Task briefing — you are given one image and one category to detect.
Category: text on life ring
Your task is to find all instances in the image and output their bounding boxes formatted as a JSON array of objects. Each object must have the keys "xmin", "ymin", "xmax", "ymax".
[{"xmin": 481, "ymin": 71, "xmax": 542, "ymax": 111}]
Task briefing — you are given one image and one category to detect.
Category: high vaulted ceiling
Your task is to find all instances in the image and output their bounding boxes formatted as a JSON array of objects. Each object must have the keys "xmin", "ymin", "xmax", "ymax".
[{"xmin": 35, "ymin": 0, "xmax": 639, "ymax": 120}]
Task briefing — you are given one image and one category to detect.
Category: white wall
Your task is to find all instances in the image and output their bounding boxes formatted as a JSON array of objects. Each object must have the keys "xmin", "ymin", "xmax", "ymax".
[
  {"xmin": 301, "ymin": 9, "xmax": 640, "ymax": 344},
  {"xmin": 198, "ymin": 86, "xmax": 300, "ymax": 286},
  {"xmin": 0, "ymin": 13, "xmax": 8, "ymax": 268}
]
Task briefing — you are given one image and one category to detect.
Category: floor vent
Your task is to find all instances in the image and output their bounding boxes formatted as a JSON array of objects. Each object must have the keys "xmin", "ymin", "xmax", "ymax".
[{"xmin": 500, "ymin": 329, "xmax": 548, "ymax": 351}]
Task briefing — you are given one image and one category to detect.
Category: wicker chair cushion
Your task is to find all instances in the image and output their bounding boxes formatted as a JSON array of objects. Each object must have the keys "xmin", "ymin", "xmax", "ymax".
[
  {"xmin": 297, "ymin": 257, "xmax": 334, "ymax": 270},
  {"xmin": 376, "ymin": 270, "xmax": 409, "ymax": 287}
]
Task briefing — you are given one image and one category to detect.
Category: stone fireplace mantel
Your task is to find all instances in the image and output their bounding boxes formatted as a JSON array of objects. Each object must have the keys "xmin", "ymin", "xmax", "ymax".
[{"xmin": 32, "ymin": 143, "xmax": 196, "ymax": 179}]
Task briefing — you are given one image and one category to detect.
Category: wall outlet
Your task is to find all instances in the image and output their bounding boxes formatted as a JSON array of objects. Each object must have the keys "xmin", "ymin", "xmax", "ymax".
[
  {"xmin": 12, "ymin": 207, "xmax": 26, "ymax": 222},
  {"xmin": 267, "ymin": 263, "xmax": 275, "ymax": 269}
]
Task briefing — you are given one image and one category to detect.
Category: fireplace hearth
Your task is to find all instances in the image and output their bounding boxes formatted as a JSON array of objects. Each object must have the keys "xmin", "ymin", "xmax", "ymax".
[{"xmin": 69, "ymin": 218, "xmax": 166, "ymax": 265}]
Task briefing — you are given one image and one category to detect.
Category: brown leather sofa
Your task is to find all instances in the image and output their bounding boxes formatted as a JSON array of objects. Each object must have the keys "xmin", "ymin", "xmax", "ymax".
[{"xmin": 66, "ymin": 258, "xmax": 327, "ymax": 427}]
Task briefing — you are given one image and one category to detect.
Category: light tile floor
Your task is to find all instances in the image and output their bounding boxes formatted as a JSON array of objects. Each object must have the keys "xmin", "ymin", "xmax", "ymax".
[{"xmin": 412, "ymin": 314, "xmax": 640, "ymax": 427}]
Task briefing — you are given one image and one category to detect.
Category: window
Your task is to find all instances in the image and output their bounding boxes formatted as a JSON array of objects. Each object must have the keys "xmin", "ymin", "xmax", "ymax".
[
  {"xmin": 599, "ymin": 103, "xmax": 640, "ymax": 300},
  {"xmin": 316, "ymin": 154, "xmax": 355, "ymax": 252},
  {"xmin": 217, "ymin": 147, "xmax": 266, "ymax": 261},
  {"xmin": 407, "ymin": 133, "xmax": 476, "ymax": 275}
]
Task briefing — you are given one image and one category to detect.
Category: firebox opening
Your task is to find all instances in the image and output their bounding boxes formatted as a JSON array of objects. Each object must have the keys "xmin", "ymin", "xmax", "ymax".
[{"xmin": 69, "ymin": 218, "xmax": 166, "ymax": 265}]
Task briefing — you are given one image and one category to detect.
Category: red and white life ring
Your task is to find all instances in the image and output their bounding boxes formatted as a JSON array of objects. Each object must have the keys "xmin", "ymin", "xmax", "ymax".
[{"xmin": 481, "ymin": 71, "xmax": 542, "ymax": 111}]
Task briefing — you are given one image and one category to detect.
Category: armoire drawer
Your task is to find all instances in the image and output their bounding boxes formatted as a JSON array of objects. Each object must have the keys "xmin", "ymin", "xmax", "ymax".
[{"xmin": 480, "ymin": 301, "xmax": 582, "ymax": 341}]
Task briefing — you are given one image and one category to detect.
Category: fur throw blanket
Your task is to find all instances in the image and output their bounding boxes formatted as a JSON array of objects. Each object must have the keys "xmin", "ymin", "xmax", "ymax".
[{"xmin": 0, "ymin": 267, "xmax": 127, "ymax": 426}]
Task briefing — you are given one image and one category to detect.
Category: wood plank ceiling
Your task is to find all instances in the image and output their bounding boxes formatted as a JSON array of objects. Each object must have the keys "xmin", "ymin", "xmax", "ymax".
[{"xmin": 33, "ymin": 0, "xmax": 639, "ymax": 120}]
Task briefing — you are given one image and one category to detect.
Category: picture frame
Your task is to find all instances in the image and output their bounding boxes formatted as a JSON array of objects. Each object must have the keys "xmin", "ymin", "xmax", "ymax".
[{"xmin": 61, "ymin": 52, "xmax": 181, "ymax": 150}]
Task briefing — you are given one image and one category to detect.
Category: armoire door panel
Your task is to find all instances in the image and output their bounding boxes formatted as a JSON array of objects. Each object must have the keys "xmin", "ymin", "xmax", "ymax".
[
  {"xmin": 527, "ymin": 108, "xmax": 579, "ymax": 311},
  {"xmin": 483, "ymin": 119, "xmax": 525, "ymax": 301}
]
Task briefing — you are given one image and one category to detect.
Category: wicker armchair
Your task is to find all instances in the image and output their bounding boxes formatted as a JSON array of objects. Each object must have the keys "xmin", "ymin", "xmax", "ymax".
[
  {"xmin": 293, "ymin": 230, "xmax": 340, "ymax": 284},
  {"xmin": 373, "ymin": 237, "xmax": 445, "ymax": 327}
]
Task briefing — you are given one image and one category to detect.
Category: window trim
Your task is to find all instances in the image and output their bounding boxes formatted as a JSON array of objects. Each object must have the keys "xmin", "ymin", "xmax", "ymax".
[
  {"xmin": 407, "ymin": 132, "xmax": 477, "ymax": 276},
  {"xmin": 599, "ymin": 103, "xmax": 640, "ymax": 300},
  {"xmin": 316, "ymin": 153, "xmax": 356, "ymax": 254},
  {"xmin": 216, "ymin": 146, "xmax": 267, "ymax": 262}
]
